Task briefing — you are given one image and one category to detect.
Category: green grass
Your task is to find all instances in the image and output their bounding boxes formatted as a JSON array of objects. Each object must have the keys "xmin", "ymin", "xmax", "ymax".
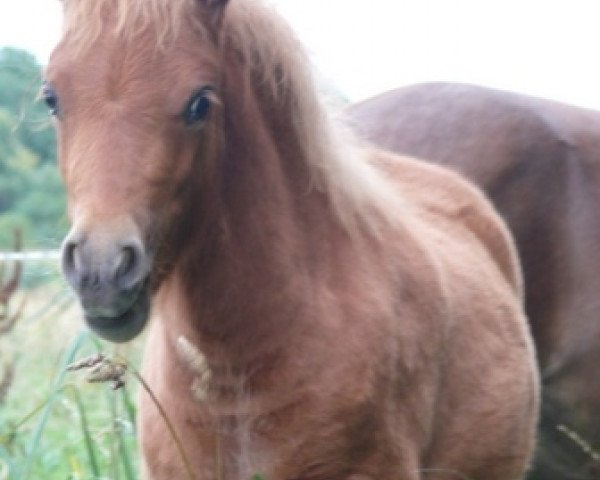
[{"xmin": 0, "ymin": 277, "xmax": 144, "ymax": 479}]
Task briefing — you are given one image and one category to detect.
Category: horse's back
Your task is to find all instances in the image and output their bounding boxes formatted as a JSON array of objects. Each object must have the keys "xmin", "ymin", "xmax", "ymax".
[
  {"xmin": 350, "ymin": 83, "xmax": 600, "ymax": 480},
  {"xmin": 349, "ymin": 82, "xmax": 600, "ymax": 185},
  {"xmin": 375, "ymin": 150, "xmax": 538, "ymax": 479}
]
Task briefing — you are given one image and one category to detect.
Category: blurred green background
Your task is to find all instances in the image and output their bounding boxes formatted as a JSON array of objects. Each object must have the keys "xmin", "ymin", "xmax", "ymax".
[{"xmin": 0, "ymin": 46, "xmax": 67, "ymax": 251}]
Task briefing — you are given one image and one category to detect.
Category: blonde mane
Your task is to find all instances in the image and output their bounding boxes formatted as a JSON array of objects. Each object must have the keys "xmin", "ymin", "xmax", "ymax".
[
  {"xmin": 60, "ymin": 0, "xmax": 207, "ymax": 49},
  {"xmin": 60, "ymin": 0, "xmax": 400, "ymax": 232}
]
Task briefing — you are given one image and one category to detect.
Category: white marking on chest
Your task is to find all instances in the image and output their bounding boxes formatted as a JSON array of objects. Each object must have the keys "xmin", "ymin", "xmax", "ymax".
[{"xmin": 175, "ymin": 336, "xmax": 271, "ymax": 478}]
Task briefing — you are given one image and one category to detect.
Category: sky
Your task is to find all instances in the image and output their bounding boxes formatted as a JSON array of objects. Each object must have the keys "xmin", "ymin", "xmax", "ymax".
[{"xmin": 1, "ymin": 0, "xmax": 600, "ymax": 108}]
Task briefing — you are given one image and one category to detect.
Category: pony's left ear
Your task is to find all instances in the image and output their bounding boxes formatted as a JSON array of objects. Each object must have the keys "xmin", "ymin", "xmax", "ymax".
[{"xmin": 200, "ymin": 0, "xmax": 230, "ymax": 28}]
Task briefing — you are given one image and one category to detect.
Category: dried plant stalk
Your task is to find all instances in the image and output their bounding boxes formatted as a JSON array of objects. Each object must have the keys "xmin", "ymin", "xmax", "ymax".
[
  {"xmin": 557, "ymin": 424, "xmax": 600, "ymax": 463},
  {"xmin": 68, "ymin": 354, "xmax": 198, "ymax": 480},
  {"xmin": 0, "ymin": 230, "xmax": 23, "ymax": 403}
]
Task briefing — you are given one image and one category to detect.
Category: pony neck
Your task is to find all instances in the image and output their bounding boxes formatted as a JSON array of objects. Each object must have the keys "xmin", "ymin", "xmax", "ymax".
[{"xmin": 167, "ymin": 59, "xmax": 344, "ymax": 371}]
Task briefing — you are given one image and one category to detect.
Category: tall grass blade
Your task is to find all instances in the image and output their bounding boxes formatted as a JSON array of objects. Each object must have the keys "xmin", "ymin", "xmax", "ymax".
[
  {"xmin": 118, "ymin": 386, "xmax": 137, "ymax": 480},
  {"xmin": 64, "ymin": 385, "xmax": 100, "ymax": 479},
  {"xmin": 19, "ymin": 329, "xmax": 88, "ymax": 480},
  {"xmin": 120, "ymin": 386, "xmax": 137, "ymax": 434},
  {"xmin": 105, "ymin": 388, "xmax": 121, "ymax": 480},
  {"xmin": 117, "ymin": 419, "xmax": 136, "ymax": 480}
]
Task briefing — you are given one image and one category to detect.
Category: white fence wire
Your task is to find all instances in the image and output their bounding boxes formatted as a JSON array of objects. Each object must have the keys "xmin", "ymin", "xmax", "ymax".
[{"xmin": 0, "ymin": 251, "xmax": 60, "ymax": 261}]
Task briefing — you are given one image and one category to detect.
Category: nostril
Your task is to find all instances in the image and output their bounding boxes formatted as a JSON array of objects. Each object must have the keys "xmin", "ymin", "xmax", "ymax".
[
  {"xmin": 115, "ymin": 243, "xmax": 146, "ymax": 289},
  {"xmin": 116, "ymin": 246, "xmax": 135, "ymax": 278},
  {"xmin": 62, "ymin": 241, "xmax": 76, "ymax": 275},
  {"xmin": 62, "ymin": 241, "xmax": 83, "ymax": 278},
  {"xmin": 61, "ymin": 239, "xmax": 87, "ymax": 290}
]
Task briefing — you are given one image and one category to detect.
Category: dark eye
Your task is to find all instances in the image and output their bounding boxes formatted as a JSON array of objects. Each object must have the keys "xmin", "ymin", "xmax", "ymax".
[
  {"xmin": 41, "ymin": 82, "xmax": 59, "ymax": 116},
  {"xmin": 183, "ymin": 87, "xmax": 214, "ymax": 126}
]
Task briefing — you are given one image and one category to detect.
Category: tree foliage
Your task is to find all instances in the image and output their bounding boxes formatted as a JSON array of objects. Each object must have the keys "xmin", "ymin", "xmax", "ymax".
[{"xmin": 0, "ymin": 47, "xmax": 66, "ymax": 249}]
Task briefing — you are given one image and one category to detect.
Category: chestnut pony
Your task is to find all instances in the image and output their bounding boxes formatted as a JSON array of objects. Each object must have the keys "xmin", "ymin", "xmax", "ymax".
[
  {"xmin": 47, "ymin": 2, "xmax": 538, "ymax": 479},
  {"xmin": 347, "ymin": 82, "xmax": 600, "ymax": 480}
]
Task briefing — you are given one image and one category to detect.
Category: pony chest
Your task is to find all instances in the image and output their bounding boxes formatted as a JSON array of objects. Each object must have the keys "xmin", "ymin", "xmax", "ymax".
[{"xmin": 172, "ymin": 337, "xmax": 382, "ymax": 479}]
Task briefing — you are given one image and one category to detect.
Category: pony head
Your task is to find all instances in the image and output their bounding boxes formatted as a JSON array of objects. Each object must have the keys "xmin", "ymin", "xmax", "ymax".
[{"xmin": 46, "ymin": 0, "xmax": 230, "ymax": 342}]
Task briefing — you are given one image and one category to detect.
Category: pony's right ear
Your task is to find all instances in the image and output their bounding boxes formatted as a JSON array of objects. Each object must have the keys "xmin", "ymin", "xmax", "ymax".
[{"xmin": 200, "ymin": 0, "xmax": 230, "ymax": 28}]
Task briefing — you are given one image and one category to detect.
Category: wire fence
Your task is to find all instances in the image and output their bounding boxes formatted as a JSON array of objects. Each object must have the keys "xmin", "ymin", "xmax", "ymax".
[{"xmin": 0, "ymin": 251, "xmax": 60, "ymax": 262}]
